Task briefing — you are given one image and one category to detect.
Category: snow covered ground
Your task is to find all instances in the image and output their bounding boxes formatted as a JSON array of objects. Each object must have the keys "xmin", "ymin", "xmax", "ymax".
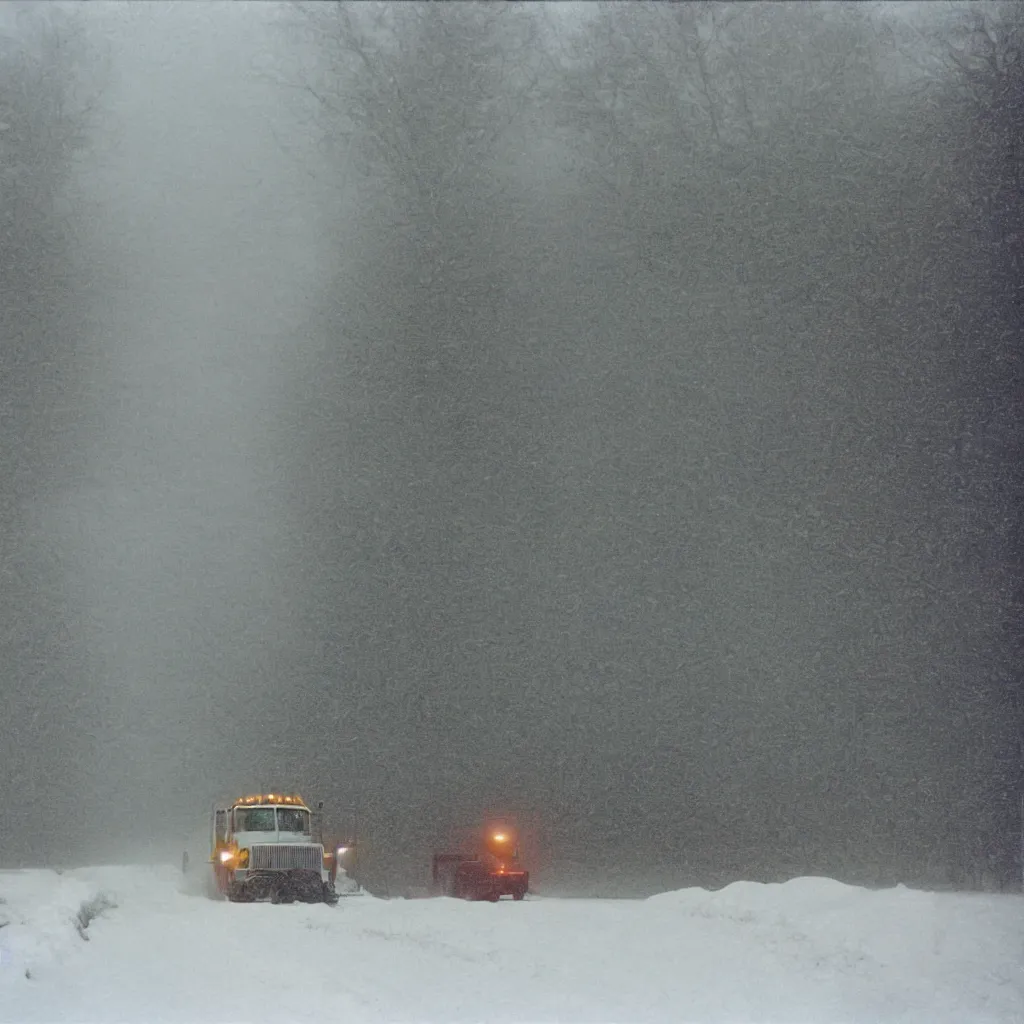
[{"xmin": 1, "ymin": 865, "xmax": 1022, "ymax": 1022}]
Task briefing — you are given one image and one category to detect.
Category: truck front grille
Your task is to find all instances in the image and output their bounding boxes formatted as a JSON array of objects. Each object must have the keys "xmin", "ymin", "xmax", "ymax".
[{"xmin": 248, "ymin": 844, "xmax": 323, "ymax": 872}]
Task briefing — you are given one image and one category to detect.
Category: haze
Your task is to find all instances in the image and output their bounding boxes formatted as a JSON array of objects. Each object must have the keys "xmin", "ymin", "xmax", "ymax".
[{"xmin": 1, "ymin": 0, "xmax": 1021, "ymax": 897}]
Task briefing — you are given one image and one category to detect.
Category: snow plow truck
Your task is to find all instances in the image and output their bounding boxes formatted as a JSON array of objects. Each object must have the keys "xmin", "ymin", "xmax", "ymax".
[
  {"xmin": 432, "ymin": 820, "xmax": 529, "ymax": 901},
  {"xmin": 206, "ymin": 793, "xmax": 350, "ymax": 904}
]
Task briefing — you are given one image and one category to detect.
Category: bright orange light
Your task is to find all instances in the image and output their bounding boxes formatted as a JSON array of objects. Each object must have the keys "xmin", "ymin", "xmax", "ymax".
[
  {"xmin": 492, "ymin": 833, "xmax": 507, "ymax": 843},
  {"xmin": 233, "ymin": 792, "xmax": 307, "ymax": 808}
]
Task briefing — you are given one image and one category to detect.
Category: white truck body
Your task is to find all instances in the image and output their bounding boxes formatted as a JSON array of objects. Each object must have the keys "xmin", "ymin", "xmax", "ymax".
[{"xmin": 208, "ymin": 794, "xmax": 336, "ymax": 903}]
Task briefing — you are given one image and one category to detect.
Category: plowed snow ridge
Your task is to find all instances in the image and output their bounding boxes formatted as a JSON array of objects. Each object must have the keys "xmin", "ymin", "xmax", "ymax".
[{"xmin": 1, "ymin": 866, "xmax": 1022, "ymax": 1022}]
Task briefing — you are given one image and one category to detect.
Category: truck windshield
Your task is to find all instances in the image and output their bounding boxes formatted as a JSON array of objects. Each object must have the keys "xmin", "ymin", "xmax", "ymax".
[
  {"xmin": 234, "ymin": 808, "xmax": 276, "ymax": 832},
  {"xmin": 277, "ymin": 808, "xmax": 310, "ymax": 833}
]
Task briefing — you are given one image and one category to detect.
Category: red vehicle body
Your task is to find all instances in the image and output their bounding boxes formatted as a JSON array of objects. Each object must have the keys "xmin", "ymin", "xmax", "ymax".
[{"xmin": 431, "ymin": 821, "xmax": 529, "ymax": 901}]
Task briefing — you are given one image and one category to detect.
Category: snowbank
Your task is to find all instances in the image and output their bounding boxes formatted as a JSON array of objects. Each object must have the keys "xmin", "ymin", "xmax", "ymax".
[
  {"xmin": 0, "ymin": 868, "xmax": 116, "ymax": 981},
  {"xmin": 2, "ymin": 866, "xmax": 1022, "ymax": 1022}
]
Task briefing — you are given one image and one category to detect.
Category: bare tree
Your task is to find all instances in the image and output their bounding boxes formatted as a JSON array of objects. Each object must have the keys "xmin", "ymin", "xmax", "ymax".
[
  {"xmin": 277, "ymin": 1, "xmax": 560, "ymax": 885},
  {"xmin": 527, "ymin": 0, "xmax": 1024, "ymax": 885}
]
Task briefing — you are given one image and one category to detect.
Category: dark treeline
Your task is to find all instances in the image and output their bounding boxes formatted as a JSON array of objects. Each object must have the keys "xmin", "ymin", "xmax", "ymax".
[
  {"xmin": 282, "ymin": 1, "xmax": 1023, "ymax": 891},
  {"xmin": 0, "ymin": 1, "xmax": 1020, "ymax": 892}
]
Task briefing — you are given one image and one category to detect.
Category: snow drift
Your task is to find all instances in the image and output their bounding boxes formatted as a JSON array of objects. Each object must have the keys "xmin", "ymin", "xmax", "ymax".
[{"xmin": 1, "ymin": 866, "xmax": 1022, "ymax": 1022}]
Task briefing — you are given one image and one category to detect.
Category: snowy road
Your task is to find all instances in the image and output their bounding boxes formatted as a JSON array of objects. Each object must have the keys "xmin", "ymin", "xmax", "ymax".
[{"xmin": 2, "ymin": 865, "xmax": 1023, "ymax": 1022}]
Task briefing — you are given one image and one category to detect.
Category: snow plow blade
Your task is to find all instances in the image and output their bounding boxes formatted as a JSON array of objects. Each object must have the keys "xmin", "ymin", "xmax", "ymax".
[{"xmin": 227, "ymin": 869, "xmax": 339, "ymax": 905}]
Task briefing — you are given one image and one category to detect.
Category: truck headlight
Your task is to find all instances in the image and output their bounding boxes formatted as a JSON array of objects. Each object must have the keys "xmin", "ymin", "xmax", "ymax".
[{"xmin": 237, "ymin": 848, "xmax": 249, "ymax": 867}]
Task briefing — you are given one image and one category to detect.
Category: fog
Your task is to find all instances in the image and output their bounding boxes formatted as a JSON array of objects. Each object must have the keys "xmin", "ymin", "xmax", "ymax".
[{"xmin": 1, "ymin": 1, "xmax": 1021, "ymax": 896}]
